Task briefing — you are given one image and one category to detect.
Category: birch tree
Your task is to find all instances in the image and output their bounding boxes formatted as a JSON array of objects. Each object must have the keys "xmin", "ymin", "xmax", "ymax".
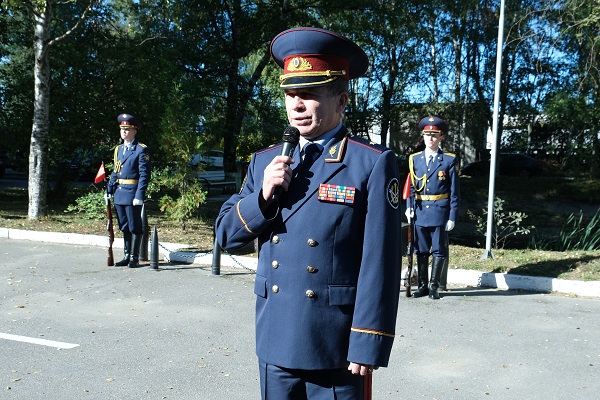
[{"xmin": 7, "ymin": 0, "xmax": 95, "ymax": 219}]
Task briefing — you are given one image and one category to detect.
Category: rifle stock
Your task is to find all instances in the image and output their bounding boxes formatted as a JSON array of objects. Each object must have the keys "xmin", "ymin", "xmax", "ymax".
[{"xmin": 106, "ymin": 197, "xmax": 115, "ymax": 266}]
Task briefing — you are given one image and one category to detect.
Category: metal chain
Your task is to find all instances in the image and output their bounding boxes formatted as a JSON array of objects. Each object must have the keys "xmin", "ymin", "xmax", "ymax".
[{"xmin": 154, "ymin": 241, "xmax": 257, "ymax": 273}]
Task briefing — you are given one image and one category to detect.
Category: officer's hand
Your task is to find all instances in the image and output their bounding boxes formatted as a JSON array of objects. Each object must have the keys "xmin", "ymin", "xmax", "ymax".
[
  {"xmin": 348, "ymin": 362, "xmax": 378, "ymax": 376},
  {"xmin": 261, "ymin": 155, "xmax": 295, "ymax": 202},
  {"xmin": 405, "ymin": 208, "xmax": 414, "ymax": 222},
  {"xmin": 104, "ymin": 193, "xmax": 112, "ymax": 201},
  {"xmin": 133, "ymin": 198, "xmax": 143, "ymax": 206},
  {"xmin": 445, "ymin": 220, "xmax": 455, "ymax": 231}
]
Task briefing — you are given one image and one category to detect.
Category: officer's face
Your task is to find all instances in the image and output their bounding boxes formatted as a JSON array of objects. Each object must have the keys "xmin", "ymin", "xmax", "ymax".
[
  {"xmin": 120, "ymin": 127, "xmax": 137, "ymax": 142},
  {"xmin": 422, "ymin": 132, "xmax": 443, "ymax": 151},
  {"xmin": 285, "ymin": 87, "xmax": 348, "ymax": 140}
]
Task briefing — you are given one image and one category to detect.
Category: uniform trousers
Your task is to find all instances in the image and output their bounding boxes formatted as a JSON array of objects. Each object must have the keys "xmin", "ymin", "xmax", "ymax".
[
  {"xmin": 259, "ymin": 360, "xmax": 364, "ymax": 400},
  {"xmin": 114, "ymin": 204, "xmax": 143, "ymax": 234},
  {"xmin": 414, "ymin": 225, "xmax": 448, "ymax": 257}
]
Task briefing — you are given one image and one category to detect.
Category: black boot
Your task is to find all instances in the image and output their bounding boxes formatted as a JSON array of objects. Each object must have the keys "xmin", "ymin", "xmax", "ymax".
[
  {"xmin": 128, "ymin": 234, "xmax": 142, "ymax": 268},
  {"xmin": 429, "ymin": 257, "xmax": 444, "ymax": 300},
  {"xmin": 439, "ymin": 256, "xmax": 449, "ymax": 291},
  {"xmin": 115, "ymin": 231, "xmax": 132, "ymax": 266},
  {"xmin": 411, "ymin": 254, "xmax": 430, "ymax": 298}
]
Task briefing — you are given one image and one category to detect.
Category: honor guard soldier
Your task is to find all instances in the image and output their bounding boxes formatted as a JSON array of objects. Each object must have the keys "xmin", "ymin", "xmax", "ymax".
[
  {"xmin": 107, "ymin": 113, "xmax": 152, "ymax": 268},
  {"xmin": 216, "ymin": 27, "xmax": 402, "ymax": 399},
  {"xmin": 405, "ymin": 116, "xmax": 460, "ymax": 299}
]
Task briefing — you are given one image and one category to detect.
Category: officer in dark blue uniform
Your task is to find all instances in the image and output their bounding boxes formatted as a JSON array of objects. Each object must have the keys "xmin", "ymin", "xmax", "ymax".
[
  {"xmin": 216, "ymin": 28, "xmax": 402, "ymax": 399},
  {"xmin": 405, "ymin": 116, "xmax": 459, "ymax": 299},
  {"xmin": 107, "ymin": 114, "xmax": 151, "ymax": 268}
]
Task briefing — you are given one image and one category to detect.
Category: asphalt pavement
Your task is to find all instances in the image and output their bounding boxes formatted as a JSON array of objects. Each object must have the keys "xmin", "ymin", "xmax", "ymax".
[{"xmin": 1, "ymin": 238, "xmax": 599, "ymax": 400}]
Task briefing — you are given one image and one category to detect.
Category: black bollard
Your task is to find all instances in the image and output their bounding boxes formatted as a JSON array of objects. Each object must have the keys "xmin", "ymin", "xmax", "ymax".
[
  {"xmin": 140, "ymin": 203, "xmax": 149, "ymax": 261},
  {"xmin": 211, "ymin": 237, "xmax": 221, "ymax": 276},
  {"xmin": 149, "ymin": 225, "xmax": 159, "ymax": 270}
]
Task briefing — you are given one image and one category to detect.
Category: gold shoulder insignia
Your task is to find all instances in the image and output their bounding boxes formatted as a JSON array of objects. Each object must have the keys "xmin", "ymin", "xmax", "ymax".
[
  {"xmin": 445, "ymin": 152, "xmax": 456, "ymax": 157},
  {"xmin": 139, "ymin": 143, "xmax": 147, "ymax": 148}
]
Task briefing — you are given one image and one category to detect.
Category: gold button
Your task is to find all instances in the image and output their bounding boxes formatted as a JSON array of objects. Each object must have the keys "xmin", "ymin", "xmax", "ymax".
[
  {"xmin": 307, "ymin": 266, "xmax": 316, "ymax": 273},
  {"xmin": 272, "ymin": 260, "xmax": 279, "ymax": 269},
  {"xmin": 272, "ymin": 235, "xmax": 280, "ymax": 244},
  {"xmin": 307, "ymin": 239, "xmax": 317, "ymax": 247},
  {"xmin": 272, "ymin": 285, "xmax": 279, "ymax": 293},
  {"xmin": 305, "ymin": 290, "xmax": 315, "ymax": 298}
]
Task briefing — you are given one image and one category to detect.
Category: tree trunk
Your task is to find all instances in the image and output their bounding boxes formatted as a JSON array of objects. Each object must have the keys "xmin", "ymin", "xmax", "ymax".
[{"xmin": 28, "ymin": 6, "xmax": 51, "ymax": 220}]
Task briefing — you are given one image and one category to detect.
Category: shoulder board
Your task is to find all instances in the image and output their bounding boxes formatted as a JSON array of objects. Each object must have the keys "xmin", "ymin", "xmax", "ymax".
[
  {"xmin": 348, "ymin": 136, "xmax": 385, "ymax": 154},
  {"xmin": 445, "ymin": 152, "xmax": 456, "ymax": 157},
  {"xmin": 138, "ymin": 143, "xmax": 147, "ymax": 148},
  {"xmin": 256, "ymin": 144, "xmax": 282, "ymax": 156}
]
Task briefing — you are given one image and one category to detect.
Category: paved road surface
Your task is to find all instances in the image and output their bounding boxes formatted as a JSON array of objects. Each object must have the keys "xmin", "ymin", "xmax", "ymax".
[{"xmin": 1, "ymin": 239, "xmax": 598, "ymax": 399}]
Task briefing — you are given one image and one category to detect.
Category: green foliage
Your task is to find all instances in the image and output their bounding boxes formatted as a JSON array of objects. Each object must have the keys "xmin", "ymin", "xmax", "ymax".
[
  {"xmin": 148, "ymin": 166, "xmax": 206, "ymax": 229},
  {"xmin": 65, "ymin": 190, "xmax": 106, "ymax": 220},
  {"xmin": 142, "ymin": 82, "xmax": 209, "ymax": 228},
  {"xmin": 559, "ymin": 208, "xmax": 600, "ymax": 251},
  {"xmin": 468, "ymin": 197, "xmax": 534, "ymax": 249}
]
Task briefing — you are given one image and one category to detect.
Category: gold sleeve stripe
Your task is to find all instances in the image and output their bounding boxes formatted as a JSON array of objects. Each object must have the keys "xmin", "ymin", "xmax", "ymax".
[
  {"xmin": 236, "ymin": 200, "xmax": 255, "ymax": 234},
  {"xmin": 351, "ymin": 327, "xmax": 395, "ymax": 338}
]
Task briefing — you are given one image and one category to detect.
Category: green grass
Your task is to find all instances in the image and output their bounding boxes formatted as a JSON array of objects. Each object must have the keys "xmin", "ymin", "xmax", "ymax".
[{"xmin": 450, "ymin": 246, "xmax": 600, "ymax": 281}]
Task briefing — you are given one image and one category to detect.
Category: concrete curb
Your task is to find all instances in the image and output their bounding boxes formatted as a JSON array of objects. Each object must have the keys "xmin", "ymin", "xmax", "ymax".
[{"xmin": 1, "ymin": 228, "xmax": 597, "ymax": 298}]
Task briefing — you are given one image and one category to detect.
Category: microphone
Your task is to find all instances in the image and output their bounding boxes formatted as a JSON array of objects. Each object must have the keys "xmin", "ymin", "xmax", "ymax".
[{"xmin": 272, "ymin": 126, "xmax": 300, "ymax": 201}]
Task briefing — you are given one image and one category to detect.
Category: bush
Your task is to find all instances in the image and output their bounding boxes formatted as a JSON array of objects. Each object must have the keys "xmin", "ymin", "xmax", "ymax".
[
  {"xmin": 468, "ymin": 197, "xmax": 534, "ymax": 249},
  {"xmin": 65, "ymin": 190, "xmax": 106, "ymax": 220}
]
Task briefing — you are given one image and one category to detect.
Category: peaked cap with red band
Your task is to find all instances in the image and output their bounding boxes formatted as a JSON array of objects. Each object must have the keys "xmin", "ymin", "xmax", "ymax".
[
  {"xmin": 117, "ymin": 113, "xmax": 139, "ymax": 128},
  {"xmin": 419, "ymin": 116, "xmax": 448, "ymax": 135},
  {"xmin": 270, "ymin": 27, "xmax": 369, "ymax": 89}
]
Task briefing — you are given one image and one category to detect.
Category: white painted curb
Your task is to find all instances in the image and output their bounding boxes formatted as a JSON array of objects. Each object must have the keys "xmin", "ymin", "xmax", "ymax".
[{"xmin": 1, "ymin": 228, "xmax": 597, "ymax": 298}]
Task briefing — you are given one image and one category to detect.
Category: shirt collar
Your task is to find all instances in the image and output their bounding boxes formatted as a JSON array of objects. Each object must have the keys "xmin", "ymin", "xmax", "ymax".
[{"xmin": 299, "ymin": 122, "xmax": 342, "ymax": 151}]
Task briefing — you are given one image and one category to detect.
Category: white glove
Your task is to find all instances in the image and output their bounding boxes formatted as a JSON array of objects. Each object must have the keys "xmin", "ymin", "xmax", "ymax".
[
  {"xmin": 445, "ymin": 220, "xmax": 455, "ymax": 231},
  {"xmin": 133, "ymin": 198, "xmax": 143, "ymax": 206},
  {"xmin": 405, "ymin": 208, "xmax": 414, "ymax": 222},
  {"xmin": 104, "ymin": 193, "xmax": 112, "ymax": 201}
]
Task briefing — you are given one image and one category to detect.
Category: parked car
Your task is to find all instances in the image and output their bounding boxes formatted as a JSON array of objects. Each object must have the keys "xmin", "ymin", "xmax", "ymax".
[
  {"xmin": 461, "ymin": 153, "xmax": 545, "ymax": 177},
  {"xmin": 190, "ymin": 150, "xmax": 224, "ymax": 168}
]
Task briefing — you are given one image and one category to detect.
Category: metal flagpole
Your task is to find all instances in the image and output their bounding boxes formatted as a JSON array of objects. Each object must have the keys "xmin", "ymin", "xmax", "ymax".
[{"xmin": 482, "ymin": 0, "xmax": 505, "ymax": 260}]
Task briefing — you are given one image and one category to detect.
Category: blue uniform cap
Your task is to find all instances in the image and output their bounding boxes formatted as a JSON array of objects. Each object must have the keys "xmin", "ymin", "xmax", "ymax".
[
  {"xmin": 270, "ymin": 27, "xmax": 369, "ymax": 89},
  {"xmin": 419, "ymin": 116, "xmax": 448, "ymax": 135},
  {"xmin": 117, "ymin": 113, "xmax": 139, "ymax": 128}
]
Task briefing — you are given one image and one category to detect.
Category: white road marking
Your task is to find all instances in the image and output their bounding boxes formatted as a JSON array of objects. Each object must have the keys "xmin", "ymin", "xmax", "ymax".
[{"xmin": 0, "ymin": 332, "xmax": 79, "ymax": 349}]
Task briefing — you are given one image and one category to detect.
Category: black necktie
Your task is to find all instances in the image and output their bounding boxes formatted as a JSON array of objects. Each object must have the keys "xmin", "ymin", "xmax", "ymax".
[{"xmin": 302, "ymin": 143, "xmax": 321, "ymax": 173}]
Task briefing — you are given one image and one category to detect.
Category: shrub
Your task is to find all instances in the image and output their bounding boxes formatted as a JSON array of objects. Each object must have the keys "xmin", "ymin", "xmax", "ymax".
[
  {"xmin": 65, "ymin": 190, "xmax": 105, "ymax": 220},
  {"xmin": 468, "ymin": 197, "xmax": 534, "ymax": 249}
]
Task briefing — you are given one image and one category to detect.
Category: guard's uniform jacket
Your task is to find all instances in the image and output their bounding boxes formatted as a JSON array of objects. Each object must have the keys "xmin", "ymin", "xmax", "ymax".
[
  {"xmin": 407, "ymin": 150, "xmax": 459, "ymax": 228},
  {"xmin": 107, "ymin": 140, "xmax": 151, "ymax": 206},
  {"xmin": 216, "ymin": 127, "xmax": 402, "ymax": 370}
]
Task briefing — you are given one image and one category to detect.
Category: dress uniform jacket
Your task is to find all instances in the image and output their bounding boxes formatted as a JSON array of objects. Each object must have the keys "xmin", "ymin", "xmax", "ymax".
[
  {"xmin": 107, "ymin": 140, "xmax": 151, "ymax": 205},
  {"xmin": 407, "ymin": 150, "xmax": 459, "ymax": 227},
  {"xmin": 216, "ymin": 127, "xmax": 402, "ymax": 370}
]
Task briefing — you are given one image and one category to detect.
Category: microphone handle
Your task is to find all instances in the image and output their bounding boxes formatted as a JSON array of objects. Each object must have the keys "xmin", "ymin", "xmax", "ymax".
[{"xmin": 272, "ymin": 142, "xmax": 296, "ymax": 201}]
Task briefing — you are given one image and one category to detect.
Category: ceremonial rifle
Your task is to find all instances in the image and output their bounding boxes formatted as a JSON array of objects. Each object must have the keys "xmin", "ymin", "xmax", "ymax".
[
  {"xmin": 96, "ymin": 162, "xmax": 115, "ymax": 266},
  {"xmin": 402, "ymin": 173, "xmax": 414, "ymax": 297},
  {"xmin": 364, "ymin": 374, "xmax": 372, "ymax": 400},
  {"xmin": 106, "ymin": 194, "xmax": 115, "ymax": 266}
]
